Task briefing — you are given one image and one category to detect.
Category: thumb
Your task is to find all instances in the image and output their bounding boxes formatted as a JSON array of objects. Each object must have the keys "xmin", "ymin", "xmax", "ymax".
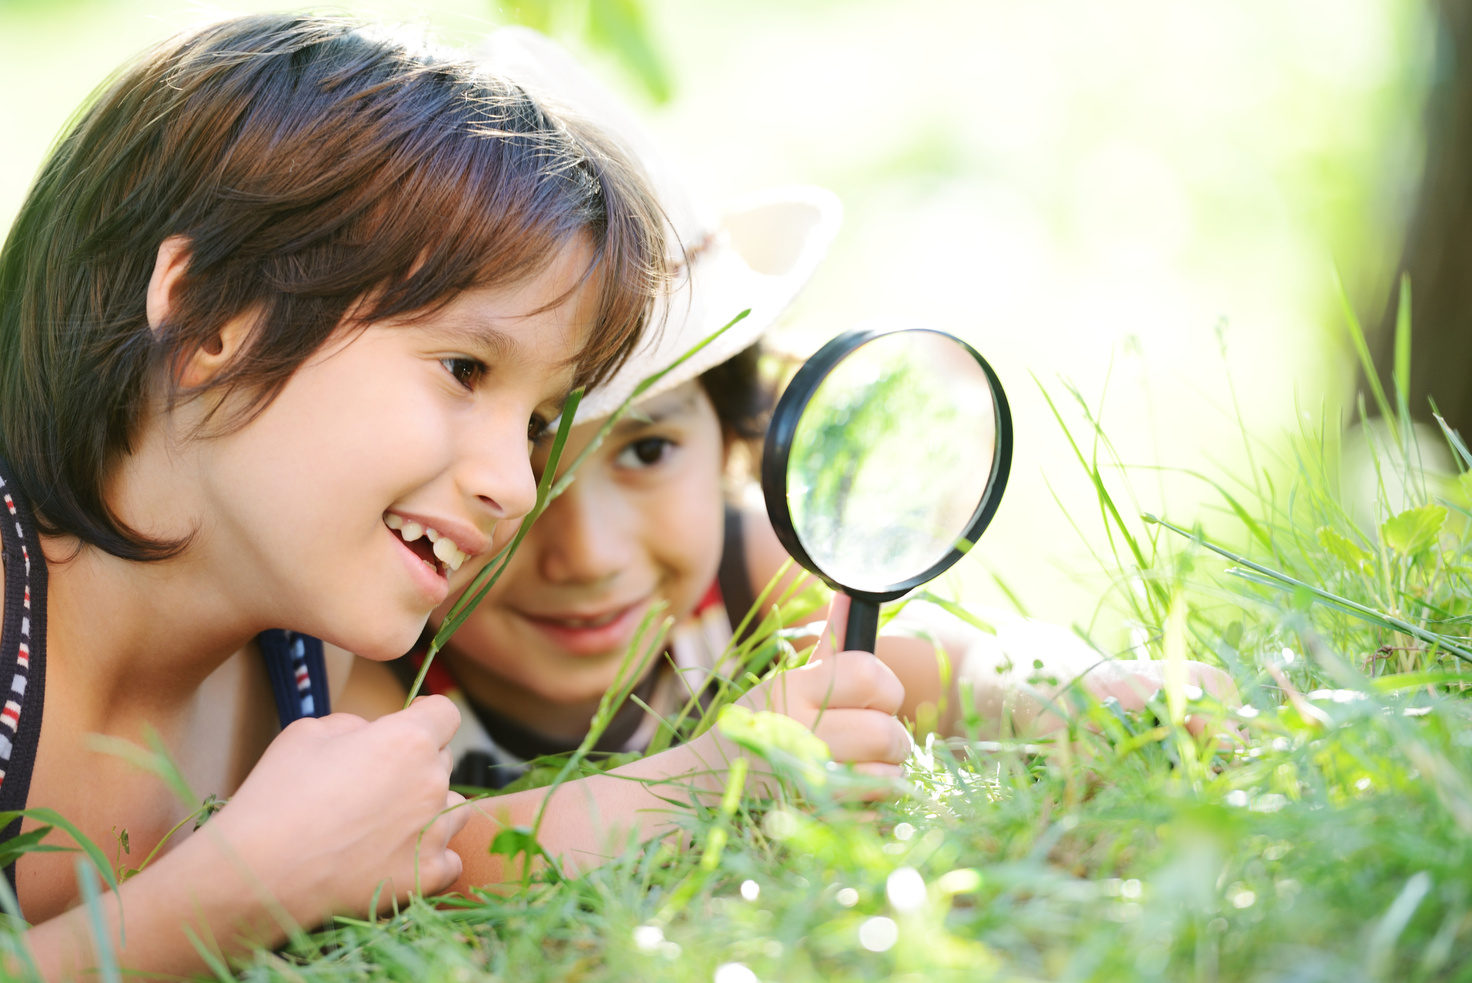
[{"xmin": 810, "ymin": 592, "xmax": 850, "ymax": 664}]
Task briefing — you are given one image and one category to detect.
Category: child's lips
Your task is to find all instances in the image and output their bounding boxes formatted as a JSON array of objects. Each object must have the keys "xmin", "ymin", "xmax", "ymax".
[
  {"xmin": 384, "ymin": 511, "xmax": 479, "ymax": 573},
  {"xmin": 387, "ymin": 524, "xmax": 451, "ymax": 606},
  {"xmin": 517, "ymin": 598, "xmax": 652, "ymax": 656}
]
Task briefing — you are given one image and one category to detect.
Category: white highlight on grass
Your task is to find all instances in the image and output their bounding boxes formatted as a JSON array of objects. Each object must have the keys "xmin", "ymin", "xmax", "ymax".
[
  {"xmin": 886, "ymin": 867, "xmax": 927, "ymax": 913},
  {"xmin": 763, "ymin": 810, "xmax": 798, "ymax": 840},
  {"xmin": 740, "ymin": 879, "xmax": 760, "ymax": 901},
  {"xmin": 893, "ymin": 822, "xmax": 916, "ymax": 841},
  {"xmin": 1228, "ymin": 884, "xmax": 1257, "ymax": 909},
  {"xmin": 836, "ymin": 887, "xmax": 859, "ymax": 908},
  {"xmin": 1250, "ymin": 793, "xmax": 1288, "ymax": 813},
  {"xmin": 859, "ymin": 916, "xmax": 899, "ymax": 952},
  {"xmin": 1281, "ymin": 647, "xmax": 1296, "ymax": 664},
  {"xmin": 714, "ymin": 963, "xmax": 758, "ymax": 983},
  {"xmin": 1308, "ymin": 688, "xmax": 1366, "ymax": 703},
  {"xmin": 1121, "ymin": 879, "xmax": 1143, "ymax": 899},
  {"xmin": 633, "ymin": 925, "xmax": 664, "ymax": 951}
]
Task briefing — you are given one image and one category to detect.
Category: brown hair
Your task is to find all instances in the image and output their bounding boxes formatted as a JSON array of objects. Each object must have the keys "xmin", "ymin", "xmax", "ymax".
[
  {"xmin": 699, "ymin": 343, "xmax": 774, "ymax": 443},
  {"xmin": 0, "ymin": 14, "xmax": 665, "ymax": 560}
]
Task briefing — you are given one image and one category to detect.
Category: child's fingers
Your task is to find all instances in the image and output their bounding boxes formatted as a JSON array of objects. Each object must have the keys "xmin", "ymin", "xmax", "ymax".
[
  {"xmin": 795, "ymin": 651, "xmax": 905, "ymax": 715},
  {"xmin": 414, "ymin": 841, "xmax": 463, "ymax": 896},
  {"xmin": 812, "ymin": 708, "xmax": 913, "ymax": 765},
  {"xmin": 438, "ymin": 790, "xmax": 471, "ymax": 838},
  {"xmin": 298, "ymin": 712, "xmax": 368, "ymax": 737},
  {"xmin": 412, "ymin": 792, "xmax": 469, "ymax": 895},
  {"xmin": 1197, "ymin": 665, "xmax": 1242, "ymax": 706},
  {"xmin": 748, "ymin": 653, "xmax": 903, "ymax": 717},
  {"xmin": 830, "ymin": 766, "xmax": 905, "ymax": 803},
  {"xmin": 808, "ymin": 593, "xmax": 851, "ymax": 663},
  {"xmin": 400, "ymin": 693, "xmax": 462, "ymax": 748},
  {"xmin": 1183, "ymin": 711, "xmax": 1246, "ymax": 744}
]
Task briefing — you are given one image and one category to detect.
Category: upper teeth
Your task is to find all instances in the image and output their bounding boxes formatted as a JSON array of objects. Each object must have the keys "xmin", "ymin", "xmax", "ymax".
[{"xmin": 384, "ymin": 513, "xmax": 469, "ymax": 572}]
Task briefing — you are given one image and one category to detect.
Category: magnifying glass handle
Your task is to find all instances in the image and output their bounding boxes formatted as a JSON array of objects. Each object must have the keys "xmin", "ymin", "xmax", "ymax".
[{"xmin": 843, "ymin": 595, "xmax": 880, "ymax": 654}]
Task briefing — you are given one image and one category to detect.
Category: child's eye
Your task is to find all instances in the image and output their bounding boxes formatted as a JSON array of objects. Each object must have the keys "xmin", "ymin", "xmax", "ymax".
[
  {"xmin": 440, "ymin": 357, "xmax": 484, "ymax": 390},
  {"xmin": 616, "ymin": 437, "xmax": 675, "ymax": 469},
  {"xmin": 528, "ymin": 414, "xmax": 552, "ymax": 445}
]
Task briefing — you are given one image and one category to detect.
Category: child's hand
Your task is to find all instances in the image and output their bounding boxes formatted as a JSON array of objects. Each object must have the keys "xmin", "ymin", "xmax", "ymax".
[
  {"xmin": 1073, "ymin": 658, "xmax": 1241, "ymax": 738},
  {"xmin": 738, "ymin": 594, "xmax": 912, "ymax": 777},
  {"xmin": 205, "ymin": 695, "xmax": 468, "ymax": 926}
]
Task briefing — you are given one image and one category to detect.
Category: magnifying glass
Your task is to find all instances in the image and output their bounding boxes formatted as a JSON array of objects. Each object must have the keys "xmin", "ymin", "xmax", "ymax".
[{"xmin": 761, "ymin": 326, "xmax": 1013, "ymax": 652}]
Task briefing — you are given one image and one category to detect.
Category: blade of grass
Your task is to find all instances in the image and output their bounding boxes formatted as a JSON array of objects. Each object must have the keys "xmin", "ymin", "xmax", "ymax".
[
  {"xmin": 76, "ymin": 858, "xmax": 120, "ymax": 983},
  {"xmin": 1146, "ymin": 513, "xmax": 1472, "ymax": 664},
  {"xmin": 1334, "ymin": 267, "xmax": 1398, "ymax": 447},
  {"xmin": 1393, "ymin": 273, "xmax": 1412, "ymax": 425}
]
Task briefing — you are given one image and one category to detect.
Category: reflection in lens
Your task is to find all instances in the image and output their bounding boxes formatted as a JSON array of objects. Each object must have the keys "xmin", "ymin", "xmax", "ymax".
[{"xmin": 785, "ymin": 331, "xmax": 998, "ymax": 592}]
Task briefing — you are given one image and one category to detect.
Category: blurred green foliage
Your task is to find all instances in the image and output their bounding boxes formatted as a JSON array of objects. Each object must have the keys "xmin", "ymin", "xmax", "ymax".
[{"xmin": 502, "ymin": 0, "xmax": 671, "ymax": 101}]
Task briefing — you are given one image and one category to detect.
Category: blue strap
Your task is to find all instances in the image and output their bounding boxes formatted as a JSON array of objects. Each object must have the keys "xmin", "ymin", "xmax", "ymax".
[{"xmin": 258, "ymin": 630, "xmax": 331, "ymax": 728}]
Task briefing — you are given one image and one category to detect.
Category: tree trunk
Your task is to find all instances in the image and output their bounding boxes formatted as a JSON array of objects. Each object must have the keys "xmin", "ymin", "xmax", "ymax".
[{"xmin": 1368, "ymin": 0, "xmax": 1472, "ymax": 438}]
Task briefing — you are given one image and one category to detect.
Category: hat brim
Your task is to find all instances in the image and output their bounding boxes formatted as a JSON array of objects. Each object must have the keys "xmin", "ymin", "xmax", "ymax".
[
  {"xmin": 574, "ymin": 184, "xmax": 842, "ymax": 422},
  {"xmin": 475, "ymin": 28, "xmax": 841, "ymax": 426}
]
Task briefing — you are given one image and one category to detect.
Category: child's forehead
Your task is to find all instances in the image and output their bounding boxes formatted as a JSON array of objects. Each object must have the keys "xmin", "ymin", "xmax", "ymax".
[
  {"xmin": 602, "ymin": 381, "xmax": 708, "ymax": 434},
  {"xmin": 416, "ymin": 253, "xmax": 596, "ymax": 354}
]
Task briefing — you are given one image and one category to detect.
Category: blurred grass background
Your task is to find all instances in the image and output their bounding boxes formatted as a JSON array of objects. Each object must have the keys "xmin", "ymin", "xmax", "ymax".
[{"xmin": 0, "ymin": 0, "xmax": 1431, "ymax": 643}]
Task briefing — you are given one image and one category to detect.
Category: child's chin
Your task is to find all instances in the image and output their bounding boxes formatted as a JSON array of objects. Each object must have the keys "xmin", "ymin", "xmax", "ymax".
[{"xmin": 336, "ymin": 616, "xmax": 427, "ymax": 662}]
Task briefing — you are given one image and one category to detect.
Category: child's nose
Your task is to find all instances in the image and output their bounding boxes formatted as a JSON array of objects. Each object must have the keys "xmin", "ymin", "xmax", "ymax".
[
  {"xmin": 461, "ymin": 429, "xmax": 538, "ymax": 526},
  {"xmin": 536, "ymin": 484, "xmax": 632, "ymax": 586}
]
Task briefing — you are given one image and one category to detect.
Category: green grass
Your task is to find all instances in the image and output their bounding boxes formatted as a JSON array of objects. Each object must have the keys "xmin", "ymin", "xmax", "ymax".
[{"xmin": 13, "ymin": 309, "xmax": 1472, "ymax": 979}]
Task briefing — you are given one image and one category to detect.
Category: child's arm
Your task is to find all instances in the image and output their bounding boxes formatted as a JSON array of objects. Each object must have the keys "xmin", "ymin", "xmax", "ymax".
[
  {"xmin": 737, "ymin": 502, "xmax": 1238, "ymax": 737},
  {"xmin": 439, "ymin": 626, "xmax": 909, "ymax": 888},
  {"xmin": 871, "ymin": 605, "xmax": 1239, "ymax": 737},
  {"xmin": 23, "ymin": 698, "xmax": 468, "ymax": 980}
]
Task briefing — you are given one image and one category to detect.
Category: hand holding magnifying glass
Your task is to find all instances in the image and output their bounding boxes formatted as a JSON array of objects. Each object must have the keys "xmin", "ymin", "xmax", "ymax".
[{"xmin": 761, "ymin": 325, "xmax": 1013, "ymax": 652}]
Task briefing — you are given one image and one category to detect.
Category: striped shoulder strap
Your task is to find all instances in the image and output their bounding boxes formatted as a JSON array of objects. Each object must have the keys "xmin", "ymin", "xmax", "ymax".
[
  {"xmin": 0, "ymin": 459, "xmax": 47, "ymax": 902},
  {"xmin": 258, "ymin": 629, "xmax": 331, "ymax": 727}
]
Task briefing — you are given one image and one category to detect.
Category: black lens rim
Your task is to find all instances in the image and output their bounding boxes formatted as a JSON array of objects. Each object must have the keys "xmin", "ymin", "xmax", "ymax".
[{"xmin": 761, "ymin": 326, "xmax": 1013, "ymax": 603}]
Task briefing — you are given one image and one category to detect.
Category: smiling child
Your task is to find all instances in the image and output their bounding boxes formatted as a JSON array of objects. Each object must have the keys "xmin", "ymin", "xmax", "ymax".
[
  {"xmin": 0, "ymin": 16, "xmax": 915, "ymax": 976},
  {"xmin": 342, "ymin": 30, "xmax": 1238, "ymax": 795},
  {"xmin": 0, "ymin": 13, "xmax": 673, "ymax": 977}
]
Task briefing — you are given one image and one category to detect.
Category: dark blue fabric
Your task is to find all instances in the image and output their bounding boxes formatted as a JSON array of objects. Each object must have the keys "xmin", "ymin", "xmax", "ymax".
[
  {"xmin": 258, "ymin": 630, "xmax": 331, "ymax": 728},
  {"xmin": 0, "ymin": 455, "xmax": 46, "ymax": 906}
]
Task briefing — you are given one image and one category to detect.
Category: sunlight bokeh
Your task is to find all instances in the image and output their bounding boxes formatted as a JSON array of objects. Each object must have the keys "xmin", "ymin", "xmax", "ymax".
[{"xmin": 0, "ymin": 0, "xmax": 1428, "ymax": 645}]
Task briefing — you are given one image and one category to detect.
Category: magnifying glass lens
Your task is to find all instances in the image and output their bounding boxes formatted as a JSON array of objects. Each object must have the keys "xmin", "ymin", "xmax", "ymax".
[{"xmin": 763, "ymin": 327, "xmax": 1012, "ymax": 652}]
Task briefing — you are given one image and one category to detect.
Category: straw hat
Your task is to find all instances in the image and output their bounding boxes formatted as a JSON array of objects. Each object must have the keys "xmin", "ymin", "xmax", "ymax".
[{"xmin": 478, "ymin": 28, "xmax": 842, "ymax": 423}]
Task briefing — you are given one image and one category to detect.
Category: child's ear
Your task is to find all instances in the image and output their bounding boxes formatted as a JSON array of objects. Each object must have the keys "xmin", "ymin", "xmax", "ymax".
[
  {"xmin": 145, "ymin": 235, "xmax": 190, "ymax": 332},
  {"xmin": 148, "ymin": 235, "xmax": 251, "ymax": 388},
  {"xmin": 177, "ymin": 313, "xmax": 252, "ymax": 388}
]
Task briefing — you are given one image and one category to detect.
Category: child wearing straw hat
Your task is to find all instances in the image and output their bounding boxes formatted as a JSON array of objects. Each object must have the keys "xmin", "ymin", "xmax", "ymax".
[
  {"xmin": 0, "ymin": 13, "xmax": 685, "ymax": 975},
  {"xmin": 339, "ymin": 29, "xmax": 1237, "ymax": 847}
]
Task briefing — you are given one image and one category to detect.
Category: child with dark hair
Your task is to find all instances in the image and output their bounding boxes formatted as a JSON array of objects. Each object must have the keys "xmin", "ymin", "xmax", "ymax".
[
  {"xmin": 344, "ymin": 30, "xmax": 1237, "ymax": 813},
  {"xmin": 0, "ymin": 13, "xmax": 902, "ymax": 977}
]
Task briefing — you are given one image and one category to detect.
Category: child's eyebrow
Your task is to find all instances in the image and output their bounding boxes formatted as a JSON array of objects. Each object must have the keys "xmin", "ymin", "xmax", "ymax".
[{"xmin": 423, "ymin": 319, "xmax": 520, "ymax": 361}]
